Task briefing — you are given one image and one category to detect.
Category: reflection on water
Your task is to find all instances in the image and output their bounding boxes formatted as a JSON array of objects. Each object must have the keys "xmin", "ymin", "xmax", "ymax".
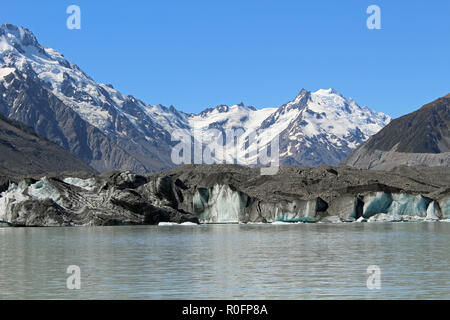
[{"xmin": 0, "ymin": 222, "xmax": 449, "ymax": 299}]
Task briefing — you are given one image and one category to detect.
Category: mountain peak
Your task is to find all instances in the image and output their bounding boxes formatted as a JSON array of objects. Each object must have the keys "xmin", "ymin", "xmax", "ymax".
[
  {"xmin": 0, "ymin": 24, "xmax": 40, "ymax": 49},
  {"xmin": 313, "ymin": 88, "xmax": 344, "ymax": 97},
  {"xmin": 294, "ymin": 88, "xmax": 309, "ymax": 98}
]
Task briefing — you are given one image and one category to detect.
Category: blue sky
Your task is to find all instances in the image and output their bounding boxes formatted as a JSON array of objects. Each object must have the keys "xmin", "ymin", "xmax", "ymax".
[{"xmin": 1, "ymin": 0, "xmax": 449, "ymax": 117}]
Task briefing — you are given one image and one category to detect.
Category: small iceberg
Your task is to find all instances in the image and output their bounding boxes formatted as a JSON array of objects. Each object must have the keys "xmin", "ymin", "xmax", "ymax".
[
  {"xmin": 180, "ymin": 222, "xmax": 198, "ymax": 226},
  {"xmin": 355, "ymin": 216, "xmax": 367, "ymax": 223},
  {"xmin": 0, "ymin": 221, "xmax": 11, "ymax": 228},
  {"xmin": 158, "ymin": 222, "xmax": 177, "ymax": 226},
  {"xmin": 271, "ymin": 221, "xmax": 295, "ymax": 225},
  {"xmin": 158, "ymin": 221, "xmax": 198, "ymax": 226}
]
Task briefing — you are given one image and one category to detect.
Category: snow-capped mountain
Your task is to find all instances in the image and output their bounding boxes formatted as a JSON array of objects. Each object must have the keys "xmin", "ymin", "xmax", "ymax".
[
  {"xmin": 184, "ymin": 89, "xmax": 390, "ymax": 166},
  {"xmin": 0, "ymin": 24, "xmax": 177, "ymax": 172},
  {"xmin": 0, "ymin": 24, "xmax": 390, "ymax": 172},
  {"xmin": 262, "ymin": 88, "xmax": 391, "ymax": 166}
]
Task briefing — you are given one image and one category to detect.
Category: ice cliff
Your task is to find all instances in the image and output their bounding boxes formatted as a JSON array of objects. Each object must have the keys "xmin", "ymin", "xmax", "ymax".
[{"xmin": 0, "ymin": 164, "xmax": 449, "ymax": 226}]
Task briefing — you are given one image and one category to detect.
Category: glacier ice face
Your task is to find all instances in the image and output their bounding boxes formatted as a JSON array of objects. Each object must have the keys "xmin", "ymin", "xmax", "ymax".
[
  {"xmin": 387, "ymin": 194, "xmax": 431, "ymax": 217},
  {"xmin": 362, "ymin": 192, "xmax": 437, "ymax": 219},
  {"xmin": 190, "ymin": 184, "xmax": 449, "ymax": 224},
  {"xmin": 438, "ymin": 196, "xmax": 450, "ymax": 219},
  {"xmin": 362, "ymin": 192, "xmax": 392, "ymax": 218},
  {"xmin": 193, "ymin": 185, "xmax": 248, "ymax": 223},
  {"xmin": 246, "ymin": 198, "xmax": 326, "ymax": 223},
  {"xmin": 0, "ymin": 178, "xmax": 65, "ymax": 223},
  {"xmin": 28, "ymin": 178, "xmax": 64, "ymax": 206},
  {"xmin": 0, "ymin": 182, "xmax": 31, "ymax": 222},
  {"xmin": 192, "ymin": 184, "xmax": 326, "ymax": 223},
  {"xmin": 268, "ymin": 200, "xmax": 320, "ymax": 223},
  {"xmin": 426, "ymin": 201, "xmax": 442, "ymax": 220}
]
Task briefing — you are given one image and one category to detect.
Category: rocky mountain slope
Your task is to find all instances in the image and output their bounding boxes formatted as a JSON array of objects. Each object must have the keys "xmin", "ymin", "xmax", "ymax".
[
  {"xmin": 0, "ymin": 24, "xmax": 390, "ymax": 172},
  {"xmin": 0, "ymin": 108, "xmax": 95, "ymax": 176},
  {"xmin": 343, "ymin": 93, "xmax": 450, "ymax": 169},
  {"xmin": 0, "ymin": 24, "xmax": 173, "ymax": 173},
  {"xmin": 0, "ymin": 164, "xmax": 448, "ymax": 226}
]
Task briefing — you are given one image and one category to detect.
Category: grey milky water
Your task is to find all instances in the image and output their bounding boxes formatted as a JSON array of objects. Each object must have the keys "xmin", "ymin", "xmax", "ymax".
[{"xmin": 0, "ymin": 222, "xmax": 449, "ymax": 299}]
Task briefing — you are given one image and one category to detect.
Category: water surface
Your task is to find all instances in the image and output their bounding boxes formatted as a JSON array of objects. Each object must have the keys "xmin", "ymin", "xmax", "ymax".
[{"xmin": 0, "ymin": 222, "xmax": 449, "ymax": 299}]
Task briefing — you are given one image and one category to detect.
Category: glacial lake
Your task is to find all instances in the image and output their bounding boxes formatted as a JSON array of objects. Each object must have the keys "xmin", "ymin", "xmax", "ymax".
[{"xmin": 0, "ymin": 222, "xmax": 449, "ymax": 299}]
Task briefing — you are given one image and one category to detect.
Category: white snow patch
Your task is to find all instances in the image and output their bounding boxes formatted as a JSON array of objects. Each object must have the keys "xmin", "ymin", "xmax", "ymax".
[{"xmin": 63, "ymin": 177, "xmax": 96, "ymax": 191}]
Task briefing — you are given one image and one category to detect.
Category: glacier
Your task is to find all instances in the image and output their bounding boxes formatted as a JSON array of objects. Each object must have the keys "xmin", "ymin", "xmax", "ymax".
[
  {"xmin": 190, "ymin": 185, "xmax": 448, "ymax": 224},
  {"xmin": 1, "ymin": 178, "xmax": 448, "ymax": 226},
  {"xmin": 439, "ymin": 196, "xmax": 450, "ymax": 219},
  {"xmin": 28, "ymin": 178, "xmax": 64, "ymax": 206},
  {"xmin": 0, "ymin": 178, "xmax": 64, "ymax": 223},
  {"xmin": 362, "ymin": 192, "xmax": 392, "ymax": 218},
  {"xmin": 387, "ymin": 194, "xmax": 431, "ymax": 216},
  {"xmin": 192, "ymin": 184, "xmax": 326, "ymax": 223},
  {"xmin": 193, "ymin": 185, "xmax": 248, "ymax": 223},
  {"xmin": 360, "ymin": 192, "xmax": 439, "ymax": 220},
  {"xmin": 0, "ymin": 166, "xmax": 448, "ymax": 226},
  {"xmin": 191, "ymin": 185, "xmax": 318, "ymax": 224}
]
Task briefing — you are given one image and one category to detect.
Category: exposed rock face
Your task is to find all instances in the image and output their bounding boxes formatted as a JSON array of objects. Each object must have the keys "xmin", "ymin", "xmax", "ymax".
[
  {"xmin": 343, "ymin": 93, "xmax": 450, "ymax": 170},
  {"xmin": 343, "ymin": 146, "xmax": 450, "ymax": 170},
  {"xmin": 0, "ymin": 68, "xmax": 161, "ymax": 173},
  {"xmin": 0, "ymin": 110, "xmax": 95, "ymax": 176},
  {"xmin": 0, "ymin": 165, "xmax": 449, "ymax": 226}
]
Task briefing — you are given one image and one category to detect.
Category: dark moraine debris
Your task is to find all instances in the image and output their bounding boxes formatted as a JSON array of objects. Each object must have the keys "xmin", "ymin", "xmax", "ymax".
[{"xmin": 0, "ymin": 165, "xmax": 449, "ymax": 226}]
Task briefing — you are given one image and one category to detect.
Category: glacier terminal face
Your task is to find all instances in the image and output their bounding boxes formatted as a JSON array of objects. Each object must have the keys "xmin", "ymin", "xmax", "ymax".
[
  {"xmin": 193, "ymin": 185, "xmax": 247, "ymax": 223},
  {"xmin": 0, "ymin": 165, "xmax": 448, "ymax": 226},
  {"xmin": 190, "ymin": 188, "xmax": 445, "ymax": 224},
  {"xmin": 362, "ymin": 192, "xmax": 392, "ymax": 218},
  {"xmin": 439, "ymin": 196, "xmax": 450, "ymax": 219},
  {"xmin": 191, "ymin": 184, "xmax": 327, "ymax": 223},
  {"xmin": 426, "ymin": 201, "xmax": 442, "ymax": 220},
  {"xmin": 387, "ymin": 194, "xmax": 431, "ymax": 216}
]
